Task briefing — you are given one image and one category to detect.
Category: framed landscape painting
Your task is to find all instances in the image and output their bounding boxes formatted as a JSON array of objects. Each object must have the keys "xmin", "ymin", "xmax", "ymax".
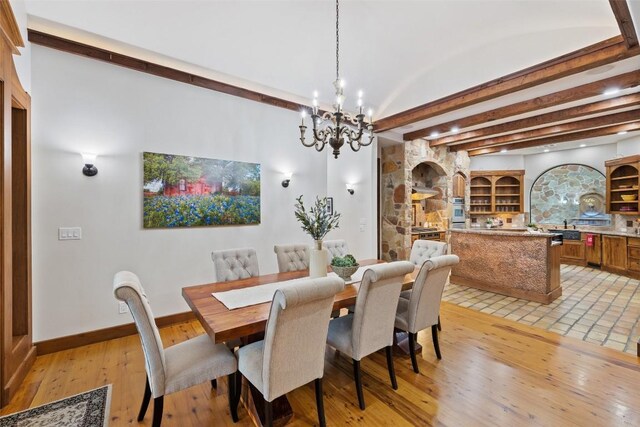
[{"xmin": 143, "ymin": 152, "xmax": 260, "ymax": 228}]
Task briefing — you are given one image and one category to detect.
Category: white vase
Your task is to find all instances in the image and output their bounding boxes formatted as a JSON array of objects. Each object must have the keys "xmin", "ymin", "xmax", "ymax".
[{"xmin": 309, "ymin": 240, "xmax": 328, "ymax": 278}]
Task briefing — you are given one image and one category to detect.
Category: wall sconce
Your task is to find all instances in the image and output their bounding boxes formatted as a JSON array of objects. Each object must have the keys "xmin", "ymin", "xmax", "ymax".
[
  {"xmin": 346, "ymin": 183, "xmax": 355, "ymax": 195},
  {"xmin": 281, "ymin": 172, "xmax": 292, "ymax": 188},
  {"xmin": 81, "ymin": 153, "xmax": 98, "ymax": 177}
]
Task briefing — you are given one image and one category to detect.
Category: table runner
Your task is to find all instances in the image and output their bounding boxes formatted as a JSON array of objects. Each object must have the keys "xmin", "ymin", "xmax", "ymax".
[{"xmin": 212, "ymin": 267, "xmax": 367, "ymax": 310}]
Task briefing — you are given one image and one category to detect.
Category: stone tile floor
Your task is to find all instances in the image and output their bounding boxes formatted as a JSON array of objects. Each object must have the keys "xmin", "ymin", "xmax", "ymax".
[{"xmin": 443, "ymin": 264, "xmax": 640, "ymax": 355}]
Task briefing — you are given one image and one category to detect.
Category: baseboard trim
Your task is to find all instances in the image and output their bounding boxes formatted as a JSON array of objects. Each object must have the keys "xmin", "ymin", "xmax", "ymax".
[{"xmin": 35, "ymin": 311, "xmax": 196, "ymax": 355}]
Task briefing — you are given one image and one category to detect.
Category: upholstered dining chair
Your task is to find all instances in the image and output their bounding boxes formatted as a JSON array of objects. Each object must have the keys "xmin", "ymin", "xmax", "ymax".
[
  {"xmin": 113, "ymin": 271, "xmax": 239, "ymax": 427},
  {"xmin": 409, "ymin": 240, "xmax": 447, "ymax": 266},
  {"xmin": 322, "ymin": 239, "xmax": 350, "ymax": 262},
  {"xmin": 405, "ymin": 239, "xmax": 448, "ymax": 330},
  {"xmin": 273, "ymin": 244, "xmax": 310, "ymax": 273},
  {"xmin": 235, "ymin": 276, "xmax": 345, "ymax": 427},
  {"xmin": 326, "ymin": 261, "xmax": 415, "ymax": 410},
  {"xmin": 395, "ymin": 255, "xmax": 459, "ymax": 373},
  {"xmin": 211, "ymin": 247, "xmax": 260, "ymax": 282}
]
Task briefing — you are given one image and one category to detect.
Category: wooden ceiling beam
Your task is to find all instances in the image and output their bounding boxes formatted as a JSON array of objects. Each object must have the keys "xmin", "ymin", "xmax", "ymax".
[
  {"xmin": 373, "ymin": 36, "xmax": 639, "ymax": 133},
  {"xmin": 431, "ymin": 93, "xmax": 640, "ymax": 146},
  {"xmin": 27, "ymin": 29, "xmax": 314, "ymax": 114},
  {"xmin": 467, "ymin": 121, "xmax": 640, "ymax": 156},
  {"xmin": 610, "ymin": 0, "xmax": 639, "ymax": 49},
  {"xmin": 454, "ymin": 109, "xmax": 640, "ymax": 151},
  {"xmin": 408, "ymin": 70, "xmax": 640, "ymax": 142}
]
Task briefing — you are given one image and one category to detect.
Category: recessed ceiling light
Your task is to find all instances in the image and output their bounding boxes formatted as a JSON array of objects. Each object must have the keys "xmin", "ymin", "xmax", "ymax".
[
  {"xmin": 544, "ymin": 149, "xmax": 550, "ymax": 152},
  {"xmin": 450, "ymin": 126, "xmax": 459, "ymax": 134},
  {"xmin": 430, "ymin": 131, "xmax": 439, "ymax": 138},
  {"xmin": 617, "ymin": 131, "xmax": 628, "ymax": 135},
  {"xmin": 603, "ymin": 88, "xmax": 620, "ymax": 96},
  {"xmin": 580, "ymin": 144, "xmax": 586, "ymax": 147},
  {"xmin": 500, "ymin": 149, "xmax": 508, "ymax": 153}
]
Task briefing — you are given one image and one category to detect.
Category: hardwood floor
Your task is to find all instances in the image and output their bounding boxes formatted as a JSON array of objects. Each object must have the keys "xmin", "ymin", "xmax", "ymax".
[{"xmin": 2, "ymin": 302, "xmax": 639, "ymax": 426}]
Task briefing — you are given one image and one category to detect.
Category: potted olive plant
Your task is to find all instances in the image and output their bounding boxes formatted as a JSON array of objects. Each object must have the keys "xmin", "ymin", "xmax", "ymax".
[{"xmin": 294, "ymin": 195, "xmax": 341, "ymax": 277}]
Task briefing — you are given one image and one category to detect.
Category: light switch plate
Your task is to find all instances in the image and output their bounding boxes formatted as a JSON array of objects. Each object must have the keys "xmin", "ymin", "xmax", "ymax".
[{"xmin": 58, "ymin": 227, "xmax": 82, "ymax": 240}]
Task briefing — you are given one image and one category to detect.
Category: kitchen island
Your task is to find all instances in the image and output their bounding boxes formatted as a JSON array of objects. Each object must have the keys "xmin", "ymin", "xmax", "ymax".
[{"xmin": 450, "ymin": 228, "xmax": 562, "ymax": 304}]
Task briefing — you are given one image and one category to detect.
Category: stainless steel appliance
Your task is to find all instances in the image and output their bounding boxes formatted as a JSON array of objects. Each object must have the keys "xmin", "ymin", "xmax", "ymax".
[{"xmin": 452, "ymin": 197, "xmax": 465, "ymax": 224}]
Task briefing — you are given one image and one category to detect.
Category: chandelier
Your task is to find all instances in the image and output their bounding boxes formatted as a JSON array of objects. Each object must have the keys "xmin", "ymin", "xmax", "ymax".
[{"xmin": 299, "ymin": 0, "xmax": 374, "ymax": 159}]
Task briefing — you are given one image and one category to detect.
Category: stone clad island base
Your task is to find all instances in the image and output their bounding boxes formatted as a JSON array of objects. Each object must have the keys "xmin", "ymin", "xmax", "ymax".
[{"xmin": 450, "ymin": 229, "xmax": 562, "ymax": 304}]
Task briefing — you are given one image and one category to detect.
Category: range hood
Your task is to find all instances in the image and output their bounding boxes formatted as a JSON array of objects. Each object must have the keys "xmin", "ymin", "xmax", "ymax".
[{"xmin": 411, "ymin": 186, "xmax": 439, "ymax": 201}]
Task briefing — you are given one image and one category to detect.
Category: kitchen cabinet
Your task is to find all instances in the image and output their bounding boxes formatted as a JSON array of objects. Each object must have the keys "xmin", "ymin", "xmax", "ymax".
[
  {"xmin": 453, "ymin": 173, "xmax": 466, "ymax": 198},
  {"xmin": 560, "ymin": 240, "xmax": 586, "ymax": 265},
  {"xmin": 605, "ymin": 155, "xmax": 640, "ymax": 215},
  {"xmin": 629, "ymin": 237, "xmax": 640, "ymax": 273},
  {"xmin": 470, "ymin": 170, "xmax": 524, "ymax": 215},
  {"xmin": 602, "ymin": 235, "xmax": 627, "ymax": 273}
]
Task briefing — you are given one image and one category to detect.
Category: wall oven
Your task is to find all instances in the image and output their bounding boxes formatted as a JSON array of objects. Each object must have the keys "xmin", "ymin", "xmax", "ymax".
[{"xmin": 452, "ymin": 197, "xmax": 465, "ymax": 224}]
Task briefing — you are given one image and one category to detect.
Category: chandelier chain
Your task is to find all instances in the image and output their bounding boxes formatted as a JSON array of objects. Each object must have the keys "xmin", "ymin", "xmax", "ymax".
[{"xmin": 336, "ymin": 0, "xmax": 339, "ymax": 81}]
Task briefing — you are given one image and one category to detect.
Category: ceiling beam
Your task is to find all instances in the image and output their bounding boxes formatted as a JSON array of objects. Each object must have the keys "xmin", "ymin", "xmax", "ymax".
[
  {"xmin": 407, "ymin": 70, "xmax": 640, "ymax": 142},
  {"xmin": 27, "ymin": 29, "xmax": 313, "ymax": 114},
  {"xmin": 433, "ymin": 93, "xmax": 640, "ymax": 146},
  {"xmin": 452, "ymin": 109, "xmax": 640, "ymax": 151},
  {"xmin": 373, "ymin": 35, "xmax": 639, "ymax": 133},
  {"xmin": 467, "ymin": 121, "xmax": 640, "ymax": 156},
  {"xmin": 610, "ymin": 0, "xmax": 639, "ymax": 49}
]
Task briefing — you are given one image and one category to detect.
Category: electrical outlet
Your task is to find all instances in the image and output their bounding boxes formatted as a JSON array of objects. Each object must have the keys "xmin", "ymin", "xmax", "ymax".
[{"xmin": 118, "ymin": 302, "xmax": 129, "ymax": 314}]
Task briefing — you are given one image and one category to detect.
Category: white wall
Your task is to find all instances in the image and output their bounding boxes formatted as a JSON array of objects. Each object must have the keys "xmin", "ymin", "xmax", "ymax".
[
  {"xmin": 9, "ymin": 0, "xmax": 30, "ymax": 92},
  {"xmin": 469, "ymin": 154, "xmax": 524, "ymax": 171},
  {"xmin": 31, "ymin": 46, "xmax": 376, "ymax": 341},
  {"xmin": 617, "ymin": 136, "xmax": 640, "ymax": 157}
]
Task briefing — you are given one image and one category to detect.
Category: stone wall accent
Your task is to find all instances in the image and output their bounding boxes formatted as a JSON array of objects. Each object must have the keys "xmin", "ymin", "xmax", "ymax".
[
  {"xmin": 531, "ymin": 164, "xmax": 607, "ymax": 224},
  {"xmin": 381, "ymin": 141, "xmax": 470, "ymax": 261}
]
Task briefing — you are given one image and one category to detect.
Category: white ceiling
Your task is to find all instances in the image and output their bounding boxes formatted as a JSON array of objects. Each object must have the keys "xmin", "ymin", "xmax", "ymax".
[{"xmin": 25, "ymin": 0, "xmax": 622, "ymax": 118}]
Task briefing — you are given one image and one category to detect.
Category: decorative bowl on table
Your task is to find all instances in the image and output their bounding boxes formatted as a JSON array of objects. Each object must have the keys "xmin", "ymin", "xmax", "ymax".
[
  {"xmin": 621, "ymin": 194, "xmax": 638, "ymax": 201},
  {"xmin": 331, "ymin": 264, "xmax": 359, "ymax": 280}
]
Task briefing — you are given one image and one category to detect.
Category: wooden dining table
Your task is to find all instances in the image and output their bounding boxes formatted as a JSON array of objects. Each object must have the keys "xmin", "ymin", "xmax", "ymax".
[{"xmin": 182, "ymin": 259, "xmax": 416, "ymax": 426}]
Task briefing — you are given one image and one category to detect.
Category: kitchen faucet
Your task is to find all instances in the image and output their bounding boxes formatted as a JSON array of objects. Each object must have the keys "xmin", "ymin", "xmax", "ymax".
[{"xmin": 563, "ymin": 219, "xmax": 568, "ymax": 229}]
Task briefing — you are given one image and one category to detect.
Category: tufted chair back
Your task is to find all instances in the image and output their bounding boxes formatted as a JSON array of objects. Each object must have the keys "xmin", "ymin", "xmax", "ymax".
[
  {"xmin": 211, "ymin": 247, "xmax": 260, "ymax": 282},
  {"xmin": 322, "ymin": 239, "xmax": 350, "ymax": 262},
  {"xmin": 409, "ymin": 240, "xmax": 447, "ymax": 266},
  {"xmin": 113, "ymin": 271, "xmax": 167, "ymax": 398},
  {"xmin": 351, "ymin": 261, "xmax": 415, "ymax": 359},
  {"xmin": 273, "ymin": 244, "xmax": 310, "ymax": 273}
]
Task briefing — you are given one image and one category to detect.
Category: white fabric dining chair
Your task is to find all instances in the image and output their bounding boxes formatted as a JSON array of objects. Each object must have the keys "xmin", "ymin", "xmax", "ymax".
[
  {"xmin": 326, "ymin": 261, "xmax": 415, "ymax": 410},
  {"xmin": 409, "ymin": 240, "xmax": 447, "ymax": 266},
  {"xmin": 211, "ymin": 247, "xmax": 260, "ymax": 282},
  {"xmin": 235, "ymin": 276, "xmax": 345, "ymax": 427},
  {"xmin": 113, "ymin": 271, "xmax": 239, "ymax": 427},
  {"xmin": 395, "ymin": 255, "xmax": 459, "ymax": 373},
  {"xmin": 273, "ymin": 244, "xmax": 310, "ymax": 273},
  {"xmin": 322, "ymin": 239, "xmax": 350, "ymax": 261}
]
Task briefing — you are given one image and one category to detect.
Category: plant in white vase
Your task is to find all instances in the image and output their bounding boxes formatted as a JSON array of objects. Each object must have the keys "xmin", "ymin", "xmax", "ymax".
[{"xmin": 294, "ymin": 195, "xmax": 341, "ymax": 277}]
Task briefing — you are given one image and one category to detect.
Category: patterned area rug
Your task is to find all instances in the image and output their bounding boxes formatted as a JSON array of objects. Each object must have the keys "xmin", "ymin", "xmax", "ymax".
[{"xmin": 0, "ymin": 385, "xmax": 111, "ymax": 427}]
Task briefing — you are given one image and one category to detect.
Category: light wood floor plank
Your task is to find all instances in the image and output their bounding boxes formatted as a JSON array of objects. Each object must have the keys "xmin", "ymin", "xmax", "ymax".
[{"xmin": 2, "ymin": 303, "xmax": 639, "ymax": 426}]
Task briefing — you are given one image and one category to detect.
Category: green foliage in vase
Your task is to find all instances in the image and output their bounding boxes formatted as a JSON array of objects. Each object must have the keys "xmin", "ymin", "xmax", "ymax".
[
  {"xmin": 294, "ymin": 195, "xmax": 340, "ymax": 241},
  {"xmin": 331, "ymin": 254, "xmax": 358, "ymax": 267}
]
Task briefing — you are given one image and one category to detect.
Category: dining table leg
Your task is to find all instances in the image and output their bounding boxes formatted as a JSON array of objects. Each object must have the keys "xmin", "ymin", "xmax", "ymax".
[{"xmin": 240, "ymin": 333, "xmax": 293, "ymax": 427}]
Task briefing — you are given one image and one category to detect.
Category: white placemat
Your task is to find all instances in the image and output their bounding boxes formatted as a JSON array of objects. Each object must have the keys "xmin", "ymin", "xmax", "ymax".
[{"xmin": 212, "ymin": 266, "xmax": 368, "ymax": 310}]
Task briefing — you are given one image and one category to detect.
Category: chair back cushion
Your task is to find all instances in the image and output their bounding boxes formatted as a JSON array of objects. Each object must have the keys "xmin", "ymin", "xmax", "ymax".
[
  {"xmin": 409, "ymin": 240, "xmax": 447, "ymax": 266},
  {"xmin": 407, "ymin": 255, "xmax": 460, "ymax": 332},
  {"xmin": 352, "ymin": 261, "xmax": 414, "ymax": 359},
  {"xmin": 113, "ymin": 271, "xmax": 166, "ymax": 397},
  {"xmin": 262, "ymin": 276, "xmax": 344, "ymax": 401},
  {"xmin": 273, "ymin": 244, "xmax": 310, "ymax": 273},
  {"xmin": 211, "ymin": 247, "xmax": 259, "ymax": 282},
  {"xmin": 322, "ymin": 239, "xmax": 349, "ymax": 262}
]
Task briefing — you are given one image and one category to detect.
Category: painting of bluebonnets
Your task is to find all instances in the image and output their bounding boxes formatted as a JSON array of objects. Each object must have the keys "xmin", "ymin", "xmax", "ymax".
[{"xmin": 143, "ymin": 152, "xmax": 260, "ymax": 228}]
